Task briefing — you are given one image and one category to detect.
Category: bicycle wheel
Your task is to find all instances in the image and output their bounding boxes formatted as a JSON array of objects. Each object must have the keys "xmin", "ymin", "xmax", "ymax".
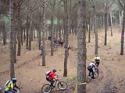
[
  {"xmin": 41, "ymin": 84, "xmax": 52, "ymax": 93},
  {"xmin": 57, "ymin": 81, "xmax": 68, "ymax": 90}
]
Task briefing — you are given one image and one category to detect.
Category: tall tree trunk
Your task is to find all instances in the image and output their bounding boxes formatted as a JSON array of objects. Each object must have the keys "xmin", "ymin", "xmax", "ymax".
[
  {"xmin": 102, "ymin": 15, "xmax": 104, "ymax": 28},
  {"xmin": 119, "ymin": 11, "xmax": 123, "ymax": 28},
  {"xmin": 2, "ymin": 22, "xmax": 7, "ymax": 45},
  {"xmin": 50, "ymin": 0, "xmax": 56, "ymax": 56},
  {"xmin": 26, "ymin": 16, "xmax": 29, "ymax": 49},
  {"xmin": 51, "ymin": 15, "xmax": 54, "ymax": 56},
  {"xmin": 58, "ymin": 18, "xmax": 62, "ymax": 40},
  {"xmin": 42, "ymin": 0, "xmax": 46, "ymax": 66},
  {"xmin": 120, "ymin": 6, "xmax": 125, "ymax": 55},
  {"xmin": 109, "ymin": 13, "xmax": 113, "ymax": 36},
  {"xmin": 88, "ymin": 17, "xmax": 91, "ymax": 43},
  {"xmin": 24, "ymin": 28, "xmax": 26, "ymax": 41},
  {"xmin": 55, "ymin": 25, "xmax": 58, "ymax": 40},
  {"xmin": 38, "ymin": 27, "xmax": 41, "ymax": 50},
  {"xmin": 28, "ymin": 23, "xmax": 32, "ymax": 50},
  {"xmin": 104, "ymin": 4, "xmax": 108, "ymax": 46},
  {"xmin": 9, "ymin": 0, "xmax": 16, "ymax": 78},
  {"xmin": 63, "ymin": 0, "xmax": 69, "ymax": 77},
  {"xmin": 69, "ymin": 0, "xmax": 72, "ymax": 34},
  {"xmin": 17, "ymin": 5, "xmax": 21, "ymax": 56},
  {"xmin": 63, "ymin": 18, "xmax": 66, "ymax": 42},
  {"xmin": 31, "ymin": 27, "xmax": 33, "ymax": 41},
  {"xmin": 93, "ymin": 6, "xmax": 98, "ymax": 56},
  {"xmin": 20, "ymin": 27, "xmax": 23, "ymax": 46},
  {"xmin": 77, "ymin": 0, "xmax": 86, "ymax": 93},
  {"xmin": 23, "ymin": 28, "xmax": 26, "ymax": 42}
]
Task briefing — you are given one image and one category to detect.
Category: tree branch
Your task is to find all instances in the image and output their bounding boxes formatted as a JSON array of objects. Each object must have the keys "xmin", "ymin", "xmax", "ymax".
[{"xmin": 117, "ymin": 0, "xmax": 124, "ymax": 9}]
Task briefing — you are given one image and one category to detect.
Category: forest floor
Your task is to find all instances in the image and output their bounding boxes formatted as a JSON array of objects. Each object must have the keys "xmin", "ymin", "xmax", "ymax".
[{"xmin": 0, "ymin": 27, "xmax": 125, "ymax": 93}]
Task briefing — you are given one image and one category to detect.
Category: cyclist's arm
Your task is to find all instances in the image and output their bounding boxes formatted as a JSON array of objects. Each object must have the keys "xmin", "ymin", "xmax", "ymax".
[{"xmin": 13, "ymin": 84, "xmax": 20, "ymax": 92}]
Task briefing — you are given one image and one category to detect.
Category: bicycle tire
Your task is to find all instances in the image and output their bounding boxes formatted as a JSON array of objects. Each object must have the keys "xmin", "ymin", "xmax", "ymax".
[
  {"xmin": 41, "ymin": 84, "xmax": 52, "ymax": 93},
  {"xmin": 57, "ymin": 81, "xmax": 68, "ymax": 90}
]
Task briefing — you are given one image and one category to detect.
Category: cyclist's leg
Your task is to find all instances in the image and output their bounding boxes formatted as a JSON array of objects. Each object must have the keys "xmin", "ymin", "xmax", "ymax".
[
  {"xmin": 88, "ymin": 68, "xmax": 94, "ymax": 78},
  {"xmin": 88, "ymin": 70, "xmax": 91, "ymax": 76},
  {"xmin": 91, "ymin": 69, "xmax": 95, "ymax": 79},
  {"xmin": 87, "ymin": 67, "xmax": 91, "ymax": 76},
  {"xmin": 51, "ymin": 80, "xmax": 55, "ymax": 87}
]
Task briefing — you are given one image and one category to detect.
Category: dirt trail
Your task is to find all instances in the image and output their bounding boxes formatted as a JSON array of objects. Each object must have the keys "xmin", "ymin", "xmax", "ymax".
[
  {"xmin": 0, "ymin": 27, "xmax": 125, "ymax": 93},
  {"xmin": 87, "ymin": 27, "xmax": 125, "ymax": 93}
]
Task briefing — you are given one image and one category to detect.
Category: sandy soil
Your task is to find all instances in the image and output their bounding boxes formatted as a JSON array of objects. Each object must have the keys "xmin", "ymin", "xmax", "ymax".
[{"xmin": 0, "ymin": 27, "xmax": 125, "ymax": 93}]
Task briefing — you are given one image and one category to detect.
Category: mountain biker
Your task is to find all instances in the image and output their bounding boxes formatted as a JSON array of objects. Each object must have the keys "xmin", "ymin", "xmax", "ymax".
[
  {"xmin": 94, "ymin": 56, "xmax": 101, "ymax": 67},
  {"xmin": 46, "ymin": 69, "xmax": 57, "ymax": 87},
  {"xmin": 87, "ymin": 61, "xmax": 97, "ymax": 79},
  {"xmin": 4, "ymin": 78, "xmax": 19, "ymax": 93}
]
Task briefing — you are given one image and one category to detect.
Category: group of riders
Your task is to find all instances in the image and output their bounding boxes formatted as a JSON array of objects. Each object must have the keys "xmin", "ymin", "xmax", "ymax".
[{"xmin": 1, "ymin": 56, "xmax": 101, "ymax": 93}]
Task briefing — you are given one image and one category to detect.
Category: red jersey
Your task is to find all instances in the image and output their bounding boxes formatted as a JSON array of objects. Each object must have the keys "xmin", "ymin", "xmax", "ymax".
[{"xmin": 49, "ymin": 71, "xmax": 56, "ymax": 80}]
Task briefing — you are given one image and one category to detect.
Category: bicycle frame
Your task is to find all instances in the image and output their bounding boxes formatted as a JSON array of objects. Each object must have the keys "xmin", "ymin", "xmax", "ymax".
[{"xmin": 53, "ymin": 79, "xmax": 59, "ymax": 87}]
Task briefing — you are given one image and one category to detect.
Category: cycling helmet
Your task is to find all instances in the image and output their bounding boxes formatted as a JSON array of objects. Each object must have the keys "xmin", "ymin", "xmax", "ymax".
[
  {"xmin": 11, "ymin": 77, "xmax": 17, "ymax": 83},
  {"xmin": 94, "ymin": 56, "xmax": 101, "ymax": 61},
  {"xmin": 52, "ymin": 69, "xmax": 57, "ymax": 72}
]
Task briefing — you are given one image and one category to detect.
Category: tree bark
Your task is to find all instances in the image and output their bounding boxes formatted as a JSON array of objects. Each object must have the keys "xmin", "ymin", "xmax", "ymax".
[
  {"xmin": 50, "ymin": 0, "xmax": 56, "ymax": 56},
  {"xmin": 104, "ymin": 3, "xmax": 108, "ymax": 46},
  {"xmin": 26, "ymin": 16, "xmax": 29, "ymax": 49},
  {"xmin": 120, "ymin": 5, "xmax": 125, "ymax": 55},
  {"xmin": 77, "ymin": 0, "xmax": 86, "ymax": 93},
  {"xmin": 17, "ymin": 5, "xmax": 21, "ymax": 56},
  {"xmin": 88, "ymin": 17, "xmax": 91, "ymax": 43},
  {"xmin": 58, "ymin": 18, "xmax": 62, "ymax": 41},
  {"xmin": 51, "ymin": 15, "xmax": 54, "ymax": 56},
  {"xmin": 38, "ymin": 26, "xmax": 41, "ymax": 50},
  {"xmin": 9, "ymin": 0, "xmax": 17, "ymax": 78},
  {"xmin": 109, "ymin": 13, "xmax": 113, "ymax": 36},
  {"xmin": 20, "ymin": 27, "xmax": 23, "ymax": 46},
  {"xmin": 28, "ymin": 22, "xmax": 32, "ymax": 50},
  {"xmin": 2, "ymin": 22, "xmax": 7, "ymax": 45},
  {"xmin": 93, "ymin": 6, "xmax": 98, "ymax": 56},
  {"xmin": 42, "ymin": 0, "xmax": 46, "ymax": 66},
  {"xmin": 63, "ymin": 0, "xmax": 69, "ymax": 77}
]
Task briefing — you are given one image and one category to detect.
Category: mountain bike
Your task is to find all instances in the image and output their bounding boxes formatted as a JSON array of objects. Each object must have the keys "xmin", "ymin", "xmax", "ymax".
[{"xmin": 41, "ymin": 76, "xmax": 68, "ymax": 93}]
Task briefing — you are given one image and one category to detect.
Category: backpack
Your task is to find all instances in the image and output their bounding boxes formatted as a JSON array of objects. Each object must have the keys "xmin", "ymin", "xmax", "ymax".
[
  {"xmin": 4, "ymin": 80, "xmax": 11, "ymax": 87},
  {"xmin": 46, "ymin": 71, "xmax": 51, "ymax": 78}
]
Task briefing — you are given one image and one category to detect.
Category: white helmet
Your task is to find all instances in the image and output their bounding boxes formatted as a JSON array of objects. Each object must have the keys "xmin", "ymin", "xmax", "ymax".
[{"xmin": 94, "ymin": 56, "xmax": 101, "ymax": 61}]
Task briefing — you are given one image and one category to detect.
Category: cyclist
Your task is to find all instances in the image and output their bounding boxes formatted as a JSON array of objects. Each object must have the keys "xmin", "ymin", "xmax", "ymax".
[
  {"xmin": 46, "ymin": 69, "xmax": 57, "ymax": 87},
  {"xmin": 87, "ymin": 61, "xmax": 96, "ymax": 79},
  {"xmin": 4, "ymin": 78, "xmax": 19, "ymax": 93},
  {"xmin": 94, "ymin": 56, "xmax": 101, "ymax": 67}
]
